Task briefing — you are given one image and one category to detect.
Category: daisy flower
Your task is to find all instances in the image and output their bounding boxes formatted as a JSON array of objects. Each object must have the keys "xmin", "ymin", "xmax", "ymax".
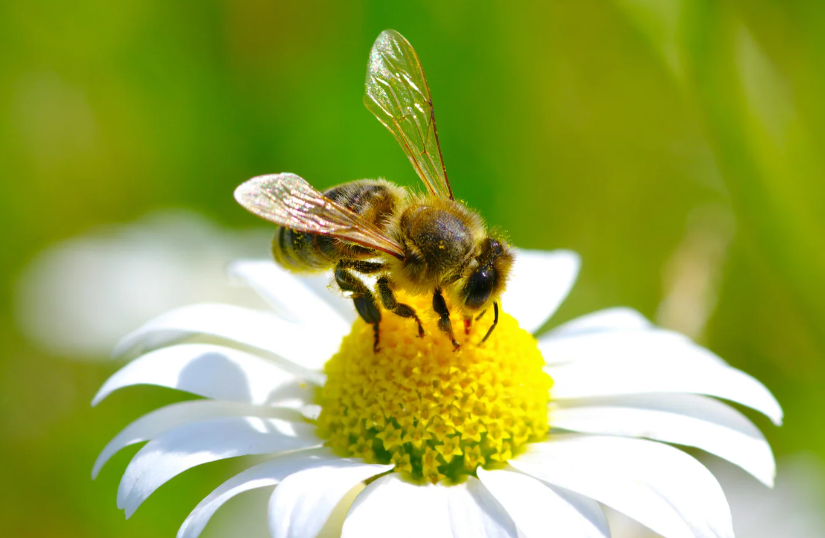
[{"xmin": 93, "ymin": 249, "xmax": 782, "ymax": 538}]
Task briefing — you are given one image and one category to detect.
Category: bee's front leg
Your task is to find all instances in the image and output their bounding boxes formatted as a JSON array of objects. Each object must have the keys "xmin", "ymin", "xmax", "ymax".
[
  {"xmin": 376, "ymin": 277, "xmax": 425, "ymax": 338},
  {"xmin": 432, "ymin": 288, "xmax": 460, "ymax": 351},
  {"xmin": 335, "ymin": 262, "xmax": 381, "ymax": 352},
  {"xmin": 478, "ymin": 301, "xmax": 499, "ymax": 345}
]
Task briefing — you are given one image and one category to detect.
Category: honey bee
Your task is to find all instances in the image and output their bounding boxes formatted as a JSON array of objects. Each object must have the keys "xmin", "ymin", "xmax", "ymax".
[{"xmin": 235, "ymin": 29, "xmax": 514, "ymax": 351}]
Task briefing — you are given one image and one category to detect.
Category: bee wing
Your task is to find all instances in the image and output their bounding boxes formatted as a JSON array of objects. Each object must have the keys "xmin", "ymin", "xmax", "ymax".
[
  {"xmin": 235, "ymin": 173, "xmax": 406, "ymax": 259},
  {"xmin": 364, "ymin": 29, "xmax": 454, "ymax": 200}
]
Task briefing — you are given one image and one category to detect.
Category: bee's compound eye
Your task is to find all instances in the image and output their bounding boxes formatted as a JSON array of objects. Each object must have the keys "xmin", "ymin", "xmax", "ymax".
[
  {"xmin": 464, "ymin": 266, "xmax": 496, "ymax": 310},
  {"xmin": 489, "ymin": 239, "xmax": 503, "ymax": 256}
]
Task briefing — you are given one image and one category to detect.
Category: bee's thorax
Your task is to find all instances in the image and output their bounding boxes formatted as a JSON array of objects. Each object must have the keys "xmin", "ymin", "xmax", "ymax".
[{"xmin": 393, "ymin": 197, "xmax": 483, "ymax": 292}]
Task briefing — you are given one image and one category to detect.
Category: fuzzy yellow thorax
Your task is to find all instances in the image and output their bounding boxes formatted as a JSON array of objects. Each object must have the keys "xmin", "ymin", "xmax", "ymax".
[{"xmin": 316, "ymin": 292, "xmax": 552, "ymax": 484}]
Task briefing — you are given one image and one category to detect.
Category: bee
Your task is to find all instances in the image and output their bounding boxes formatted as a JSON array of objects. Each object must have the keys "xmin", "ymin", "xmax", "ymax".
[{"xmin": 235, "ymin": 29, "xmax": 514, "ymax": 351}]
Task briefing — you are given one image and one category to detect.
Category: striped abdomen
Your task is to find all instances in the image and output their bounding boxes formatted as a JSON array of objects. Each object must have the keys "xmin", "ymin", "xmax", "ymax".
[{"xmin": 271, "ymin": 180, "xmax": 402, "ymax": 272}]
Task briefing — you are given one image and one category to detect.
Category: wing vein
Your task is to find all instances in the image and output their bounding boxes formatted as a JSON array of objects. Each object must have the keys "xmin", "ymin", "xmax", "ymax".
[
  {"xmin": 364, "ymin": 30, "xmax": 454, "ymax": 200},
  {"xmin": 234, "ymin": 173, "xmax": 406, "ymax": 260}
]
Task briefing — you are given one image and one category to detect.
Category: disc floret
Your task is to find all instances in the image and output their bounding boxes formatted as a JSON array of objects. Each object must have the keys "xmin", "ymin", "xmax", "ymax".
[{"xmin": 316, "ymin": 293, "xmax": 552, "ymax": 483}]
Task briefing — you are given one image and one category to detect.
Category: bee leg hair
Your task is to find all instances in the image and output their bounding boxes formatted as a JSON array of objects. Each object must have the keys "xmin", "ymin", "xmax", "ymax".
[
  {"xmin": 376, "ymin": 276, "xmax": 425, "ymax": 338},
  {"xmin": 478, "ymin": 302, "xmax": 499, "ymax": 345},
  {"xmin": 338, "ymin": 260, "xmax": 386, "ymax": 274},
  {"xmin": 335, "ymin": 263, "xmax": 382, "ymax": 352},
  {"xmin": 432, "ymin": 288, "xmax": 461, "ymax": 351}
]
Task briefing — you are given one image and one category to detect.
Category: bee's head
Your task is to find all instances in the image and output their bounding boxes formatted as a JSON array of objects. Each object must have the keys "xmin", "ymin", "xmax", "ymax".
[{"xmin": 459, "ymin": 237, "xmax": 514, "ymax": 313}]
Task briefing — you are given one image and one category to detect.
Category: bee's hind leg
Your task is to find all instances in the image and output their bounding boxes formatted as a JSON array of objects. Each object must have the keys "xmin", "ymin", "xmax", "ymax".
[
  {"xmin": 432, "ymin": 288, "xmax": 461, "ymax": 351},
  {"xmin": 335, "ymin": 264, "xmax": 382, "ymax": 352},
  {"xmin": 376, "ymin": 276, "xmax": 425, "ymax": 338}
]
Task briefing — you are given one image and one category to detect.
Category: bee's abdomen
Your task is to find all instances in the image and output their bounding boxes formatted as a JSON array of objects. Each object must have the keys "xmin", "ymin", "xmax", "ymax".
[
  {"xmin": 323, "ymin": 181, "xmax": 398, "ymax": 221},
  {"xmin": 271, "ymin": 226, "xmax": 338, "ymax": 272},
  {"xmin": 271, "ymin": 180, "xmax": 401, "ymax": 273}
]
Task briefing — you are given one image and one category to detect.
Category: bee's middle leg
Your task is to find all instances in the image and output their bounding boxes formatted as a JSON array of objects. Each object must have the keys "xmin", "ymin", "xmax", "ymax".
[
  {"xmin": 335, "ymin": 263, "xmax": 381, "ymax": 352},
  {"xmin": 376, "ymin": 276, "xmax": 424, "ymax": 338},
  {"xmin": 432, "ymin": 288, "xmax": 460, "ymax": 351}
]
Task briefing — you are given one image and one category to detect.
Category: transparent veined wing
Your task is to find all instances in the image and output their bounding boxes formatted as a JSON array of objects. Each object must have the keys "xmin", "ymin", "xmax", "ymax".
[
  {"xmin": 364, "ymin": 29, "xmax": 454, "ymax": 200},
  {"xmin": 234, "ymin": 173, "xmax": 406, "ymax": 259}
]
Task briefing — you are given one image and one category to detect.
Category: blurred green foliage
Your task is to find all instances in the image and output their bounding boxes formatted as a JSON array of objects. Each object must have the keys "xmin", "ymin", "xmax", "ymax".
[{"xmin": 1, "ymin": 1, "xmax": 824, "ymax": 536}]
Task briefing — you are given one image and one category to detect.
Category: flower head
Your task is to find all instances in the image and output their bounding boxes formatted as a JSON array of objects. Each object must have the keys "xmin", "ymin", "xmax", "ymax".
[
  {"xmin": 93, "ymin": 250, "xmax": 782, "ymax": 538},
  {"xmin": 317, "ymin": 292, "xmax": 550, "ymax": 483}
]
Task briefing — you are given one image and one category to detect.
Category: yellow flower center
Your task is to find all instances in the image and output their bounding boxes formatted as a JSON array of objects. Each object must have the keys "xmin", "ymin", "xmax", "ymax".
[{"xmin": 316, "ymin": 292, "xmax": 552, "ymax": 484}]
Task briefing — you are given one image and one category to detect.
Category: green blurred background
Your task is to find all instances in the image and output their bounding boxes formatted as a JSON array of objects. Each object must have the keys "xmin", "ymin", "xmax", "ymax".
[{"xmin": 2, "ymin": 1, "xmax": 824, "ymax": 536}]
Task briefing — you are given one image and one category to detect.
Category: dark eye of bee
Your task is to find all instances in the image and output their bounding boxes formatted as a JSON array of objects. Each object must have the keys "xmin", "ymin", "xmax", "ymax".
[{"xmin": 464, "ymin": 265, "xmax": 497, "ymax": 310}]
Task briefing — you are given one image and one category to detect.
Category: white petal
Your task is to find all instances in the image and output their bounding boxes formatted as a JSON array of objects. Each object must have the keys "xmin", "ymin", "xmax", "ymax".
[
  {"xmin": 113, "ymin": 303, "xmax": 338, "ymax": 372},
  {"xmin": 297, "ymin": 273, "xmax": 358, "ymax": 324},
  {"xmin": 477, "ymin": 467, "xmax": 609, "ymax": 538},
  {"xmin": 343, "ymin": 474, "xmax": 517, "ymax": 538},
  {"xmin": 547, "ymin": 342, "xmax": 783, "ymax": 425},
  {"xmin": 93, "ymin": 400, "xmax": 298, "ymax": 479},
  {"xmin": 117, "ymin": 416, "xmax": 319, "ymax": 517},
  {"xmin": 268, "ymin": 460, "xmax": 392, "ymax": 538},
  {"xmin": 299, "ymin": 404, "xmax": 322, "ymax": 421},
  {"xmin": 342, "ymin": 474, "xmax": 452, "ymax": 538},
  {"xmin": 502, "ymin": 249, "xmax": 580, "ymax": 334},
  {"xmin": 551, "ymin": 393, "xmax": 776, "ymax": 486},
  {"xmin": 93, "ymin": 343, "xmax": 315, "ymax": 406},
  {"xmin": 444, "ymin": 477, "xmax": 518, "ymax": 538},
  {"xmin": 541, "ymin": 328, "xmax": 725, "ymax": 367},
  {"xmin": 511, "ymin": 434, "xmax": 733, "ymax": 538},
  {"xmin": 545, "ymin": 307, "xmax": 653, "ymax": 338},
  {"xmin": 178, "ymin": 447, "xmax": 343, "ymax": 538},
  {"xmin": 228, "ymin": 260, "xmax": 351, "ymax": 334}
]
